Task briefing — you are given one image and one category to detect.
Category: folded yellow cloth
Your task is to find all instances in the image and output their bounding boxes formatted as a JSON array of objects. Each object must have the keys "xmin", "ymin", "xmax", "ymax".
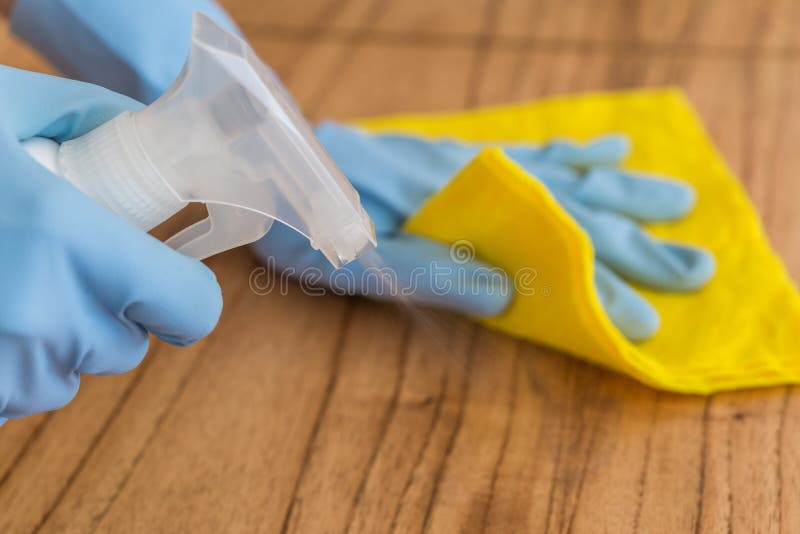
[{"xmin": 358, "ymin": 89, "xmax": 800, "ymax": 393}]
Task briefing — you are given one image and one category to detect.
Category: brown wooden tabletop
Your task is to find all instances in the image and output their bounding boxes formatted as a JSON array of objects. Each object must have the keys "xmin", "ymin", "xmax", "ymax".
[{"xmin": 2, "ymin": 1, "xmax": 800, "ymax": 532}]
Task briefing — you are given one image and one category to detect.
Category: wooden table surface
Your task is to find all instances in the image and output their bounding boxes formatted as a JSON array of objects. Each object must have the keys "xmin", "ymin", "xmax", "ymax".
[{"xmin": 3, "ymin": 1, "xmax": 800, "ymax": 532}]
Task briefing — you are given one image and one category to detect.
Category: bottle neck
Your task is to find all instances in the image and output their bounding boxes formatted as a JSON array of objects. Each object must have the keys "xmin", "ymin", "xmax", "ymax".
[{"xmin": 58, "ymin": 111, "xmax": 187, "ymax": 232}]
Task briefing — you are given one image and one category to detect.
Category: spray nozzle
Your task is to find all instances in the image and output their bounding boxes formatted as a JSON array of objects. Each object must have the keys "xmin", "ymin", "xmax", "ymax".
[{"xmin": 24, "ymin": 13, "xmax": 377, "ymax": 267}]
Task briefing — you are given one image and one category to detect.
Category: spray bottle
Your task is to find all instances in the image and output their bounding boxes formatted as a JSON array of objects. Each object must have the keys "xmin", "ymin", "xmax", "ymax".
[{"xmin": 21, "ymin": 13, "xmax": 376, "ymax": 267}]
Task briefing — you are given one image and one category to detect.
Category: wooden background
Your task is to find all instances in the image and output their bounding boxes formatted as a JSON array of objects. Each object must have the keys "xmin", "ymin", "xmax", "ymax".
[{"xmin": 2, "ymin": 0, "xmax": 800, "ymax": 532}]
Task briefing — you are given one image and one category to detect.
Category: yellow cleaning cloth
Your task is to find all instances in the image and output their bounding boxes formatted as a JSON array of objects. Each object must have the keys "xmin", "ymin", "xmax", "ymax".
[{"xmin": 358, "ymin": 88, "xmax": 800, "ymax": 393}]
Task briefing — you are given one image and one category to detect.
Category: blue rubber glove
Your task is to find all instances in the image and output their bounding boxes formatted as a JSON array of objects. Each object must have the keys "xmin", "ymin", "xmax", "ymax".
[
  {"xmin": 0, "ymin": 66, "xmax": 223, "ymax": 426},
  {"xmin": 252, "ymin": 123, "xmax": 715, "ymax": 341},
  {"xmin": 9, "ymin": 0, "xmax": 239, "ymax": 104}
]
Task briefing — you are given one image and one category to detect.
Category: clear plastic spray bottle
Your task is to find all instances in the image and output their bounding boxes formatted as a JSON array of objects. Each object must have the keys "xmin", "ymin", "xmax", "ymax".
[{"xmin": 22, "ymin": 13, "xmax": 376, "ymax": 267}]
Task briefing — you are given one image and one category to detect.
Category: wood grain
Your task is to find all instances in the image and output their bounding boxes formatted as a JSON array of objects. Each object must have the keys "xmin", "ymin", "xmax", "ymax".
[{"xmin": 1, "ymin": 1, "xmax": 799, "ymax": 532}]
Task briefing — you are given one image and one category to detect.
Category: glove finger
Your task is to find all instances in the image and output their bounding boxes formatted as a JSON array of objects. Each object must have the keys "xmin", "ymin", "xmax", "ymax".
[
  {"xmin": 0, "ymin": 338, "xmax": 80, "ymax": 419},
  {"xmin": 315, "ymin": 122, "xmax": 473, "ymax": 219},
  {"xmin": 507, "ymin": 160, "xmax": 582, "ymax": 195},
  {"xmin": 3, "ymin": 72, "xmax": 218, "ymax": 346},
  {"xmin": 81, "ymin": 233, "xmax": 222, "ymax": 348},
  {"xmin": 573, "ymin": 168, "xmax": 696, "ymax": 221},
  {"xmin": 355, "ymin": 235, "xmax": 512, "ymax": 316},
  {"xmin": 0, "ymin": 66, "xmax": 143, "ymax": 141},
  {"xmin": 15, "ymin": 152, "xmax": 223, "ymax": 347},
  {"xmin": 560, "ymin": 195, "xmax": 716, "ymax": 291},
  {"xmin": 252, "ymin": 223, "xmax": 512, "ymax": 317},
  {"xmin": 0, "ymin": 213, "xmax": 154, "ymax": 376},
  {"xmin": 103, "ymin": 242, "xmax": 223, "ymax": 347},
  {"xmin": 75, "ymin": 314, "xmax": 150, "ymax": 375},
  {"xmin": 506, "ymin": 135, "xmax": 630, "ymax": 168},
  {"xmin": 504, "ymin": 137, "xmax": 634, "ymax": 197},
  {"xmin": 594, "ymin": 261, "xmax": 659, "ymax": 341}
]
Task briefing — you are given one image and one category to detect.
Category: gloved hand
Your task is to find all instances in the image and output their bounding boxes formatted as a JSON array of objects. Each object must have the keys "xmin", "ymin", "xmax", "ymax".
[
  {"xmin": 9, "ymin": 0, "xmax": 239, "ymax": 104},
  {"xmin": 0, "ymin": 66, "xmax": 222, "ymax": 426},
  {"xmin": 252, "ymin": 122, "xmax": 715, "ymax": 341}
]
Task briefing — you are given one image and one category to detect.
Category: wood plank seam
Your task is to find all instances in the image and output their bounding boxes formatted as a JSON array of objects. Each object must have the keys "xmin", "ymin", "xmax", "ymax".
[
  {"xmin": 29, "ymin": 356, "xmax": 157, "ymax": 534},
  {"xmin": 560, "ymin": 366, "xmax": 607, "ymax": 534},
  {"xmin": 243, "ymin": 24, "xmax": 800, "ymax": 61},
  {"xmin": 341, "ymin": 315, "xmax": 413, "ymax": 533},
  {"xmin": 263, "ymin": 0, "xmax": 351, "ymax": 83},
  {"xmin": 762, "ymin": 74, "xmax": 794, "ymax": 234},
  {"xmin": 693, "ymin": 397, "xmax": 712, "ymax": 534},
  {"xmin": 465, "ymin": 0, "xmax": 505, "ymax": 108},
  {"xmin": 418, "ymin": 327, "xmax": 479, "ymax": 533},
  {"xmin": 277, "ymin": 4, "xmax": 396, "ymax": 529},
  {"xmin": 775, "ymin": 386, "xmax": 792, "ymax": 533},
  {"xmin": 0, "ymin": 413, "xmax": 54, "ymax": 488},
  {"xmin": 724, "ymin": 414, "xmax": 734, "ymax": 533},
  {"xmin": 739, "ymin": 59, "xmax": 758, "ymax": 192},
  {"xmin": 630, "ymin": 392, "xmax": 659, "ymax": 534},
  {"xmin": 541, "ymin": 361, "xmax": 594, "ymax": 534},
  {"xmin": 278, "ymin": 302, "xmax": 355, "ymax": 534},
  {"xmin": 478, "ymin": 346, "xmax": 519, "ymax": 534},
  {"xmin": 387, "ymin": 369, "xmax": 450, "ymax": 533},
  {"xmin": 305, "ymin": 0, "xmax": 391, "ymax": 118},
  {"xmin": 82, "ymin": 275, "xmax": 257, "ymax": 531}
]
